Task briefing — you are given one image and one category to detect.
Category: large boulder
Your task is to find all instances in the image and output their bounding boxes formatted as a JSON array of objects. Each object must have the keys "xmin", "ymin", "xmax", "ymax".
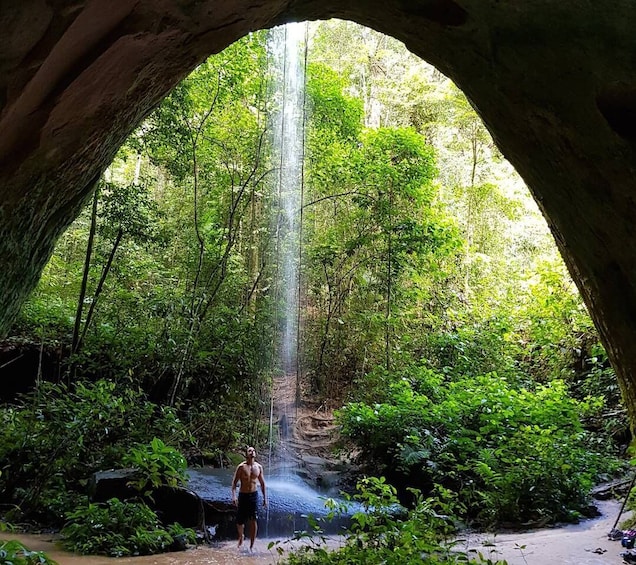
[{"xmin": 90, "ymin": 469, "xmax": 206, "ymax": 531}]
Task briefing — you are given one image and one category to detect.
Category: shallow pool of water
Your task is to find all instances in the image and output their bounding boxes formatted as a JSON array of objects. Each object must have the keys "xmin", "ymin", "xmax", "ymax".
[{"xmin": 187, "ymin": 467, "xmax": 359, "ymax": 539}]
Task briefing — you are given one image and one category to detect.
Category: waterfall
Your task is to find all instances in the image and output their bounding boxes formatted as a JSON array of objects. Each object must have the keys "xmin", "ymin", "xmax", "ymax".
[{"xmin": 268, "ymin": 22, "xmax": 306, "ymax": 467}]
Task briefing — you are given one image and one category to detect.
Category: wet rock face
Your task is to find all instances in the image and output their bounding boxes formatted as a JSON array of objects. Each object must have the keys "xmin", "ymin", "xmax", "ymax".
[{"xmin": 3, "ymin": 1, "xmax": 636, "ymax": 422}]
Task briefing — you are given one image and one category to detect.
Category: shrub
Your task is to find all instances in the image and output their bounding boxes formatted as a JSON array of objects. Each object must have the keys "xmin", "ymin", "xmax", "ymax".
[
  {"xmin": 276, "ymin": 477, "xmax": 506, "ymax": 565},
  {"xmin": 59, "ymin": 439, "xmax": 195, "ymax": 557},
  {"xmin": 338, "ymin": 369, "xmax": 619, "ymax": 527},
  {"xmin": 60, "ymin": 498, "xmax": 195, "ymax": 557},
  {"xmin": 123, "ymin": 438, "xmax": 189, "ymax": 495},
  {"xmin": 0, "ymin": 380, "xmax": 190, "ymax": 525}
]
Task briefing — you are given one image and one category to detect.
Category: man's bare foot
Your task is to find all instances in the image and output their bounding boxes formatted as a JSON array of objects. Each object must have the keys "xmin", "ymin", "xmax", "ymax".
[{"xmin": 237, "ymin": 534, "xmax": 243, "ymax": 549}]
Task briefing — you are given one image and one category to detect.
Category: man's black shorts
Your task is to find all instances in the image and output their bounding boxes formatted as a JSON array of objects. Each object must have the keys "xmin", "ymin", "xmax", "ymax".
[{"xmin": 236, "ymin": 491, "xmax": 259, "ymax": 525}]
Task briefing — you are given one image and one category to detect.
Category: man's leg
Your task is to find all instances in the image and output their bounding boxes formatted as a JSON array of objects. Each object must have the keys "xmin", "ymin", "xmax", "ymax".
[
  {"xmin": 248, "ymin": 518, "xmax": 257, "ymax": 549},
  {"xmin": 237, "ymin": 523, "xmax": 244, "ymax": 548}
]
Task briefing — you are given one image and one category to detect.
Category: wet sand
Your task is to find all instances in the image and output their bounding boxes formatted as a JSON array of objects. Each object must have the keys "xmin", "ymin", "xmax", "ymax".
[
  {"xmin": 461, "ymin": 499, "xmax": 631, "ymax": 565},
  {"xmin": 1, "ymin": 533, "xmax": 340, "ymax": 565},
  {"xmin": 4, "ymin": 498, "xmax": 631, "ymax": 565}
]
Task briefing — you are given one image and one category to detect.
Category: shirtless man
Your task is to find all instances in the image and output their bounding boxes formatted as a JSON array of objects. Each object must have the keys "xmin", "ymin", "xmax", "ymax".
[{"xmin": 231, "ymin": 446, "xmax": 267, "ymax": 551}]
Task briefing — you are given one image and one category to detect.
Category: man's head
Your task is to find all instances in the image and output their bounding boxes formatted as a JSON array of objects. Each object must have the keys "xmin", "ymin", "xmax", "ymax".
[{"xmin": 246, "ymin": 446, "xmax": 256, "ymax": 460}]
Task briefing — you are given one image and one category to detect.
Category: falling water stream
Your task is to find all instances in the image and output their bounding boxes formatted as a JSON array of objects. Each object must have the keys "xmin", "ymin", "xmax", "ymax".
[
  {"xmin": 267, "ymin": 21, "xmax": 306, "ymax": 473},
  {"xmin": 270, "ymin": 21, "xmax": 305, "ymax": 377}
]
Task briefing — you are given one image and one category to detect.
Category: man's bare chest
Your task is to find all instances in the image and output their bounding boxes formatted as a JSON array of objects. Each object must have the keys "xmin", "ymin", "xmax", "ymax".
[{"xmin": 240, "ymin": 463, "xmax": 259, "ymax": 480}]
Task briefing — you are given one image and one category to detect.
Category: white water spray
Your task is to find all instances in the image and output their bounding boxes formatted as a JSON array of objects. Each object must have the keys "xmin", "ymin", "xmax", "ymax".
[
  {"xmin": 272, "ymin": 22, "xmax": 305, "ymax": 374},
  {"xmin": 267, "ymin": 22, "xmax": 306, "ymax": 468}
]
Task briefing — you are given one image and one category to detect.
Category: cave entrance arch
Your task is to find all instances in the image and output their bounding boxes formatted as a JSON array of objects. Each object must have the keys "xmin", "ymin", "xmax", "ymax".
[{"xmin": 3, "ymin": 2, "xmax": 636, "ymax": 428}]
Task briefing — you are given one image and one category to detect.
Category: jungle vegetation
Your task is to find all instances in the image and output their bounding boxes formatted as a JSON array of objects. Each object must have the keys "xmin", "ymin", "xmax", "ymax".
[{"xmin": 0, "ymin": 20, "xmax": 629, "ymax": 561}]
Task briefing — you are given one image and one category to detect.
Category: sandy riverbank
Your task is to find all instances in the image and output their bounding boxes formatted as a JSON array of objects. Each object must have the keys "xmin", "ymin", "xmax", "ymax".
[{"xmin": 3, "ymin": 498, "xmax": 632, "ymax": 565}]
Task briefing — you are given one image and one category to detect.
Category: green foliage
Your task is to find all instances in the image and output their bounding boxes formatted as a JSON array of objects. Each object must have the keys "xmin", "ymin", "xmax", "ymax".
[
  {"xmin": 98, "ymin": 181, "xmax": 159, "ymax": 244},
  {"xmin": 0, "ymin": 380, "xmax": 190, "ymax": 524},
  {"xmin": 338, "ymin": 368, "xmax": 618, "ymax": 527},
  {"xmin": 14, "ymin": 30, "xmax": 276, "ymax": 409},
  {"xmin": 304, "ymin": 57, "xmax": 463, "ymax": 392},
  {"xmin": 183, "ymin": 397, "xmax": 266, "ymax": 458},
  {"xmin": 277, "ymin": 477, "xmax": 506, "ymax": 565},
  {"xmin": 515, "ymin": 260, "xmax": 597, "ymax": 383},
  {"xmin": 60, "ymin": 498, "xmax": 194, "ymax": 557},
  {"xmin": 5, "ymin": 21, "xmax": 623, "ymax": 544},
  {"xmin": 0, "ymin": 540, "xmax": 57, "ymax": 565},
  {"xmin": 307, "ymin": 62, "xmax": 364, "ymax": 143},
  {"xmin": 424, "ymin": 316, "xmax": 520, "ymax": 381},
  {"xmin": 123, "ymin": 438, "xmax": 188, "ymax": 494}
]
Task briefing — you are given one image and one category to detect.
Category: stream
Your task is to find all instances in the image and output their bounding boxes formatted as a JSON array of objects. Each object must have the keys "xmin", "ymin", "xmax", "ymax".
[
  {"xmin": 4, "ymin": 488, "xmax": 631, "ymax": 564},
  {"xmin": 459, "ymin": 498, "xmax": 631, "ymax": 565},
  {"xmin": 4, "ymin": 501, "xmax": 625, "ymax": 565}
]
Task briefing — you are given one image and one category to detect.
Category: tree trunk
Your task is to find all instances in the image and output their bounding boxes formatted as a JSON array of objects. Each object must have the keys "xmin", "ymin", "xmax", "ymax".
[
  {"xmin": 72, "ymin": 187, "xmax": 100, "ymax": 357},
  {"xmin": 76, "ymin": 228, "xmax": 123, "ymax": 355}
]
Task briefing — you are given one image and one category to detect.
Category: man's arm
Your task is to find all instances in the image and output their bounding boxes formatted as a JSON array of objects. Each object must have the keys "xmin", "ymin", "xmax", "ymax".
[
  {"xmin": 258, "ymin": 465, "xmax": 267, "ymax": 506},
  {"xmin": 231, "ymin": 465, "xmax": 240, "ymax": 506}
]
